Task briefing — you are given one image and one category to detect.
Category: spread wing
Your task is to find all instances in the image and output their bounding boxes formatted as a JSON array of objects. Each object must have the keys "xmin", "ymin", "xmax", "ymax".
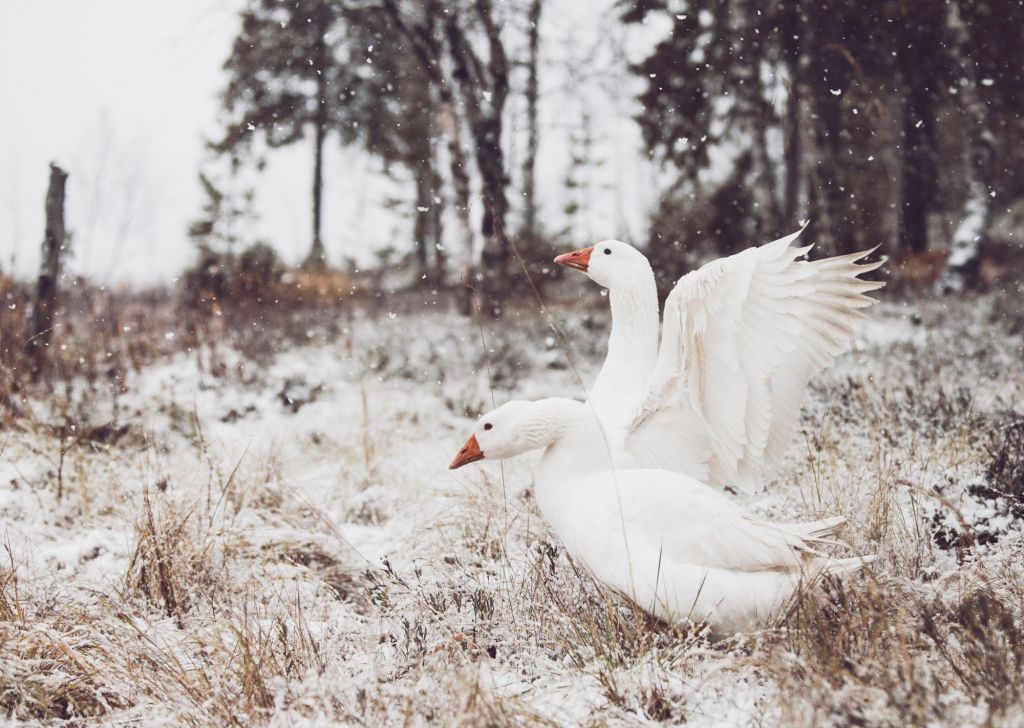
[{"xmin": 625, "ymin": 226, "xmax": 883, "ymax": 493}]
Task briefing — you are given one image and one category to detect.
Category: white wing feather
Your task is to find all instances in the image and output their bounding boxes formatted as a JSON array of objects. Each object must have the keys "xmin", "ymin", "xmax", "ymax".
[
  {"xmin": 626, "ymin": 227, "xmax": 883, "ymax": 493},
  {"xmin": 600, "ymin": 470, "xmax": 827, "ymax": 572}
]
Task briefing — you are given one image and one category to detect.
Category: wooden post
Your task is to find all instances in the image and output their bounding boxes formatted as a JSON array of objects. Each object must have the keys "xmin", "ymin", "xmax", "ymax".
[{"xmin": 28, "ymin": 163, "xmax": 68, "ymax": 377}]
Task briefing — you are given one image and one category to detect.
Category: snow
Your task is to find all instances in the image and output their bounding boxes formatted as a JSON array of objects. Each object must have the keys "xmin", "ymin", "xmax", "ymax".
[{"xmin": 1, "ymin": 291, "xmax": 1022, "ymax": 724}]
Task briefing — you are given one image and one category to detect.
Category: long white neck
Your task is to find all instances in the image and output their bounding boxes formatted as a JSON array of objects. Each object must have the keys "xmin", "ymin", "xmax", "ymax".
[
  {"xmin": 589, "ymin": 265, "xmax": 660, "ymax": 415},
  {"xmin": 514, "ymin": 399, "xmax": 617, "ymax": 528}
]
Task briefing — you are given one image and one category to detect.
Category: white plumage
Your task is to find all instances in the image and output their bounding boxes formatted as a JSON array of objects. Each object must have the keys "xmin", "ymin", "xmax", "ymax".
[
  {"xmin": 557, "ymin": 226, "xmax": 884, "ymax": 493},
  {"xmin": 450, "ymin": 398, "xmax": 875, "ymax": 634}
]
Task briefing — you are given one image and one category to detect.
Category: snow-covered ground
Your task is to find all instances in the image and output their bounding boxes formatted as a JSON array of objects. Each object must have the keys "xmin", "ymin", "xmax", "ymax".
[{"xmin": 1, "ymin": 291, "xmax": 1022, "ymax": 725}]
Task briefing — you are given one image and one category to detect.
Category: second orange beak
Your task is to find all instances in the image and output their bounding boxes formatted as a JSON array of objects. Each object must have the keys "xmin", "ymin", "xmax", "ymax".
[
  {"xmin": 553, "ymin": 246, "xmax": 593, "ymax": 273},
  {"xmin": 449, "ymin": 434, "xmax": 485, "ymax": 470}
]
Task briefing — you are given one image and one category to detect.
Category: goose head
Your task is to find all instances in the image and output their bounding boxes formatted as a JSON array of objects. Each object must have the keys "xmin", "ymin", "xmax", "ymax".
[
  {"xmin": 554, "ymin": 240, "xmax": 651, "ymax": 290},
  {"xmin": 449, "ymin": 399, "xmax": 585, "ymax": 469}
]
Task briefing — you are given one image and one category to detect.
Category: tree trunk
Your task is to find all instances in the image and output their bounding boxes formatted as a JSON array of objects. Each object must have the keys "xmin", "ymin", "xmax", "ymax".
[
  {"xmin": 429, "ymin": 156, "xmax": 446, "ymax": 284},
  {"xmin": 746, "ymin": 36, "xmax": 781, "ymax": 235},
  {"xmin": 783, "ymin": 81, "xmax": 802, "ymax": 223},
  {"xmin": 411, "ymin": 93, "xmax": 446, "ymax": 286},
  {"xmin": 814, "ymin": 79, "xmax": 845, "ymax": 254},
  {"xmin": 899, "ymin": 88, "xmax": 933, "ymax": 254},
  {"xmin": 806, "ymin": 14, "xmax": 852, "ymax": 255},
  {"xmin": 304, "ymin": 96, "xmax": 328, "ymax": 268},
  {"xmin": 893, "ymin": 2, "xmax": 944, "ymax": 257},
  {"xmin": 304, "ymin": 26, "xmax": 329, "ymax": 270},
  {"xmin": 897, "ymin": 45, "xmax": 937, "ymax": 255},
  {"xmin": 520, "ymin": 0, "xmax": 542, "ymax": 245},
  {"xmin": 28, "ymin": 163, "xmax": 68, "ymax": 378},
  {"xmin": 780, "ymin": 6, "xmax": 803, "ymax": 223},
  {"xmin": 938, "ymin": 0, "xmax": 994, "ymax": 293},
  {"xmin": 437, "ymin": 97, "xmax": 475, "ymax": 314},
  {"xmin": 413, "ymin": 158, "xmax": 431, "ymax": 280},
  {"xmin": 377, "ymin": 0, "xmax": 476, "ymax": 313},
  {"xmin": 444, "ymin": 2, "xmax": 510, "ymax": 317},
  {"xmin": 476, "ymin": 115, "xmax": 510, "ymax": 300}
]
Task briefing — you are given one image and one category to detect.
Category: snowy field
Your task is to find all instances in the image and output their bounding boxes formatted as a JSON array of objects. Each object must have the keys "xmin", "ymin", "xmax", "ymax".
[{"xmin": 1, "ymin": 291, "xmax": 1023, "ymax": 726}]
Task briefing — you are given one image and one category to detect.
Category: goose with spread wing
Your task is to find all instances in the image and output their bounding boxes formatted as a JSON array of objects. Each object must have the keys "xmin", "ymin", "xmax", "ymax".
[
  {"xmin": 449, "ymin": 398, "xmax": 874, "ymax": 634},
  {"xmin": 554, "ymin": 226, "xmax": 884, "ymax": 493}
]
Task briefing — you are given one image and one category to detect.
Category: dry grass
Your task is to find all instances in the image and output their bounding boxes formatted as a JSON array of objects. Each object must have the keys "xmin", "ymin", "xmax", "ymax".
[
  {"xmin": 0, "ymin": 617, "xmax": 135, "ymax": 721},
  {"xmin": 0, "ymin": 286, "xmax": 1021, "ymax": 725},
  {"xmin": 752, "ymin": 301, "xmax": 1024, "ymax": 727},
  {"xmin": 0, "ymin": 480, "xmax": 334, "ymax": 724},
  {"xmin": 122, "ymin": 489, "xmax": 227, "ymax": 625},
  {"xmin": 766, "ymin": 569, "xmax": 1024, "ymax": 726}
]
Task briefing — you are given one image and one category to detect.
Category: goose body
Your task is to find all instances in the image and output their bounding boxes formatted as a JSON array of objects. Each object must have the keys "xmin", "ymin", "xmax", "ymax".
[
  {"xmin": 555, "ymin": 226, "xmax": 884, "ymax": 493},
  {"xmin": 450, "ymin": 399, "xmax": 874, "ymax": 634}
]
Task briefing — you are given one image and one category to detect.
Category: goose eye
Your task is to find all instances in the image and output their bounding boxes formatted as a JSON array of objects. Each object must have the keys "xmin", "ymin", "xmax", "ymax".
[
  {"xmin": 604, "ymin": 248, "xmax": 611, "ymax": 255},
  {"xmin": 483, "ymin": 423, "xmax": 493, "ymax": 431}
]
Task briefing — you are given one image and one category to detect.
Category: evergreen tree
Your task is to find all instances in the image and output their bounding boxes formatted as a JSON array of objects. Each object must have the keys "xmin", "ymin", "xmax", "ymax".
[
  {"xmin": 624, "ymin": 1, "xmax": 782, "ymax": 264},
  {"xmin": 560, "ymin": 111, "xmax": 601, "ymax": 243},
  {"xmin": 185, "ymin": 170, "xmax": 258, "ymax": 301},
  {"xmin": 622, "ymin": 0, "xmax": 1024, "ymax": 282},
  {"xmin": 187, "ymin": 171, "xmax": 254, "ymax": 262},
  {"xmin": 624, "ymin": 0, "xmax": 1022, "ymax": 286},
  {"xmin": 379, "ymin": 0, "xmax": 477, "ymax": 310},
  {"xmin": 214, "ymin": 0, "xmax": 356, "ymax": 268},
  {"xmin": 343, "ymin": 5, "xmax": 446, "ymax": 283}
]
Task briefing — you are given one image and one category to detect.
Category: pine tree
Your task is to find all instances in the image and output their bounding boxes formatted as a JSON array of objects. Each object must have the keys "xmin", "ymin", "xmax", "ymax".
[
  {"xmin": 622, "ymin": 0, "xmax": 1021, "ymax": 285},
  {"xmin": 187, "ymin": 172, "xmax": 255, "ymax": 263},
  {"xmin": 560, "ymin": 111, "xmax": 601, "ymax": 243},
  {"xmin": 342, "ymin": 6, "xmax": 446, "ymax": 284},
  {"xmin": 214, "ymin": 0, "xmax": 355, "ymax": 269},
  {"xmin": 378, "ymin": 0, "xmax": 476, "ymax": 311},
  {"xmin": 624, "ymin": 1, "xmax": 780, "ymax": 266}
]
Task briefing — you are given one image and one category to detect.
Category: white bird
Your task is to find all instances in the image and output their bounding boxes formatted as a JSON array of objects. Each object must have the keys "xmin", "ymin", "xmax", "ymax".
[
  {"xmin": 449, "ymin": 398, "xmax": 874, "ymax": 634},
  {"xmin": 553, "ymin": 226, "xmax": 884, "ymax": 493}
]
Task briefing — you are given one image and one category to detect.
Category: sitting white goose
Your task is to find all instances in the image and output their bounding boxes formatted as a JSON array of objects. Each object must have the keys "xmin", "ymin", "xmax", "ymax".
[
  {"xmin": 554, "ymin": 226, "xmax": 884, "ymax": 493},
  {"xmin": 449, "ymin": 398, "xmax": 874, "ymax": 634}
]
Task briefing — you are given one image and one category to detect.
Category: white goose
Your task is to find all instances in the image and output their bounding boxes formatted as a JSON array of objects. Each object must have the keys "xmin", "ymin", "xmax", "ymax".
[
  {"xmin": 554, "ymin": 227, "xmax": 884, "ymax": 493},
  {"xmin": 449, "ymin": 398, "xmax": 874, "ymax": 634}
]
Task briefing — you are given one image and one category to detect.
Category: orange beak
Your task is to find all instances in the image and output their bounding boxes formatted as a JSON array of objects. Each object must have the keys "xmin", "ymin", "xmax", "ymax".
[
  {"xmin": 553, "ymin": 246, "xmax": 593, "ymax": 273},
  {"xmin": 449, "ymin": 434, "xmax": 485, "ymax": 470}
]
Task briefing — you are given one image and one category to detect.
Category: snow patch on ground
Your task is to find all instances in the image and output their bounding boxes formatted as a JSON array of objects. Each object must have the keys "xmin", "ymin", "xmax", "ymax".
[{"xmin": 1, "ymin": 292, "xmax": 1022, "ymax": 724}]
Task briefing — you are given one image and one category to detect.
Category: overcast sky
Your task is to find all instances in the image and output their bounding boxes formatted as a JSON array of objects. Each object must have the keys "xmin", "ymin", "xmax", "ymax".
[
  {"xmin": 0, "ymin": 1, "xmax": 246, "ymax": 283},
  {"xmin": 0, "ymin": 1, "xmax": 661, "ymax": 286}
]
